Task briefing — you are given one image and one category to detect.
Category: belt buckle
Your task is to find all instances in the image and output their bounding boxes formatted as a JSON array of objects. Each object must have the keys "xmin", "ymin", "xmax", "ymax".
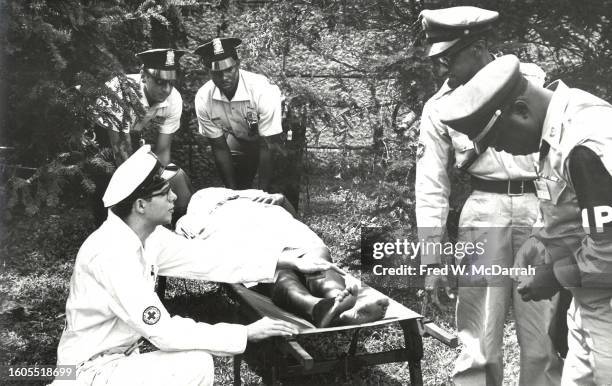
[{"xmin": 507, "ymin": 180, "xmax": 524, "ymax": 196}]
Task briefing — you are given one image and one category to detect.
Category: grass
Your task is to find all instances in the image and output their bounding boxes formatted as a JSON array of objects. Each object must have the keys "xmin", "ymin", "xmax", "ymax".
[{"xmin": 0, "ymin": 172, "xmax": 521, "ymax": 385}]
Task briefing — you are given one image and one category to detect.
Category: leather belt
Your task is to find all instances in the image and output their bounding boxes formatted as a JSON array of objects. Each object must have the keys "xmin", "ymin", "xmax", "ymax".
[{"xmin": 470, "ymin": 176, "xmax": 536, "ymax": 196}]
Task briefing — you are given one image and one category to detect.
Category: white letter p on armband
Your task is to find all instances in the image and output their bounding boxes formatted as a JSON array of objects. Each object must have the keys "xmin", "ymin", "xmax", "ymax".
[{"xmin": 583, "ymin": 205, "xmax": 612, "ymax": 233}]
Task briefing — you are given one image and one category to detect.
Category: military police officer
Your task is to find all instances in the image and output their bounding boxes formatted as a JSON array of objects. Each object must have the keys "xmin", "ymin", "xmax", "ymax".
[
  {"xmin": 440, "ymin": 54, "xmax": 612, "ymax": 386},
  {"xmin": 193, "ymin": 37, "xmax": 284, "ymax": 191},
  {"xmin": 415, "ymin": 6, "xmax": 562, "ymax": 385}
]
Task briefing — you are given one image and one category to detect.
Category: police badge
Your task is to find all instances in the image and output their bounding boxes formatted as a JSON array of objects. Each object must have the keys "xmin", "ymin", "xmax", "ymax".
[
  {"xmin": 245, "ymin": 110, "xmax": 259, "ymax": 136},
  {"xmin": 165, "ymin": 50, "xmax": 175, "ymax": 67},
  {"xmin": 213, "ymin": 38, "xmax": 224, "ymax": 55}
]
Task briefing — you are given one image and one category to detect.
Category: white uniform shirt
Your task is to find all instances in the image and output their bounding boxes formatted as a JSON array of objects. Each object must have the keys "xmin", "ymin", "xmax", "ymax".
[
  {"xmin": 57, "ymin": 211, "xmax": 284, "ymax": 367},
  {"xmin": 195, "ymin": 69, "xmax": 283, "ymax": 142},
  {"xmin": 416, "ymin": 63, "xmax": 546, "ymax": 265},
  {"xmin": 533, "ymin": 81, "xmax": 612, "ymax": 288},
  {"xmin": 97, "ymin": 74, "xmax": 182, "ymax": 134}
]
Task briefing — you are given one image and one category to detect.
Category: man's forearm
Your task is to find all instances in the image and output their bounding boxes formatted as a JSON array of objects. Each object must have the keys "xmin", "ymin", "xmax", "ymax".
[
  {"xmin": 257, "ymin": 145, "xmax": 273, "ymax": 191},
  {"xmin": 212, "ymin": 146, "xmax": 237, "ymax": 189},
  {"xmin": 109, "ymin": 130, "xmax": 132, "ymax": 166}
]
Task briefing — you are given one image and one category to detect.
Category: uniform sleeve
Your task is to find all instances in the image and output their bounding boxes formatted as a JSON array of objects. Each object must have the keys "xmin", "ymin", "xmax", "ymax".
[
  {"xmin": 157, "ymin": 91, "xmax": 182, "ymax": 134},
  {"xmin": 195, "ymin": 88, "xmax": 224, "ymax": 139},
  {"xmin": 152, "ymin": 227, "xmax": 281, "ymax": 284},
  {"xmin": 557, "ymin": 145, "xmax": 612, "ymax": 288},
  {"xmin": 90, "ymin": 253, "xmax": 248, "ymax": 355},
  {"xmin": 256, "ymin": 82, "xmax": 283, "ymax": 137},
  {"xmin": 415, "ymin": 99, "xmax": 453, "ymax": 265}
]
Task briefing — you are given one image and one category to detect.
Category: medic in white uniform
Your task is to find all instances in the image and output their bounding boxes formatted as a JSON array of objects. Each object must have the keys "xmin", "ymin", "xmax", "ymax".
[{"xmin": 53, "ymin": 145, "xmax": 341, "ymax": 385}]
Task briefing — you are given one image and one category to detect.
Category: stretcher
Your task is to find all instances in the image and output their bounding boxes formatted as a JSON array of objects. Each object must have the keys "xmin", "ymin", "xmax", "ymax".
[{"xmin": 225, "ymin": 280, "xmax": 458, "ymax": 385}]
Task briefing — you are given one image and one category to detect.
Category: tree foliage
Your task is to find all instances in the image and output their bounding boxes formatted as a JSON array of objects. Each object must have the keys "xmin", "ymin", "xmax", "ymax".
[{"xmin": 2, "ymin": 0, "xmax": 611, "ymax": 218}]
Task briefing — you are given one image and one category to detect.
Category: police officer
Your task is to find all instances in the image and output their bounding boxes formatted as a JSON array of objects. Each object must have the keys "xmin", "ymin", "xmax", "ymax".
[
  {"xmin": 439, "ymin": 54, "xmax": 612, "ymax": 386},
  {"xmin": 415, "ymin": 7, "xmax": 561, "ymax": 385},
  {"xmin": 53, "ymin": 145, "xmax": 343, "ymax": 385},
  {"xmin": 94, "ymin": 48, "xmax": 193, "ymax": 225},
  {"xmin": 193, "ymin": 37, "xmax": 284, "ymax": 191}
]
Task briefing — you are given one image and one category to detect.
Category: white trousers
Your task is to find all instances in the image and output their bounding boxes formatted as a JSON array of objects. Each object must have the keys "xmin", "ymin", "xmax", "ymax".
[
  {"xmin": 453, "ymin": 191, "xmax": 563, "ymax": 386},
  {"xmin": 562, "ymin": 291, "xmax": 612, "ymax": 386},
  {"xmin": 70, "ymin": 350, "xmax": 214, "ymax": 386}
]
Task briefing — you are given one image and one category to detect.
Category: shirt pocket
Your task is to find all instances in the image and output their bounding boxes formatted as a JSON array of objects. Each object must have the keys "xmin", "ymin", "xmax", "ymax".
[
  {"xmin": 449, "ymin": 129, "xmax": 474, "ymax": 152},
  {"xmin": 449, "ymin": 129, "xmax": 476, "ymax": 167}
]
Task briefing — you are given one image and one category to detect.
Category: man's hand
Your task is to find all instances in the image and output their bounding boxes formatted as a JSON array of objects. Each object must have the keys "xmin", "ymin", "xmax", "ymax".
[
  {"xmin": 424, "ymin": 266, "xmax": 455, "ymax": 311},
  {"xmin": 247, "ymin": 317, "xmax": 299, "ymax": 342},
  {"xmin": 251, "ymin": 193, "xmax": 285, "ymax": 205},
  {"xmin": 512, "ymin": 237, "xmax": 547, "ymax": 281},
  {"xmin": 516, "ymin": 263, "xmax": 561, "ymax": 302}
]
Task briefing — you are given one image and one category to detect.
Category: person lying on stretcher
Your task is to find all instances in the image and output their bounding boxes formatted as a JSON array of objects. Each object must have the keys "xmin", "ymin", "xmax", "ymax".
[{"xmin": 176, "ymin": 188, "xmax": 389, "ymax": 328}]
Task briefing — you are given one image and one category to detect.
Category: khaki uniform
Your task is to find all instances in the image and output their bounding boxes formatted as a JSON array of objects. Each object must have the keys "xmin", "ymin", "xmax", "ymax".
[
  {"xmin": 532, "ymin": 80, "xmax": 612, "ymax": 385},
  {"xmin": 416, "ymin": 63, "xmax": 563, "ymax": 385}
]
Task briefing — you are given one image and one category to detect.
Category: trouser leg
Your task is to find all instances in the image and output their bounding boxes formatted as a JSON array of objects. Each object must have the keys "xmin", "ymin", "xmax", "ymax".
[
  {"xmin": 271, "ymin": 247, "xmax": 345, "ymax": 319},
  {"xmin": 511, "ymin": 212, "xmax": 562, "ymax": 386},
  {"xmin": 562, "ymin": 298, "xmax": 594, "ymax": 385},
  {"xmin": 562, "ymin": 291, "xmax": 612, "ymax": 385},
  {"xmin": 453, "ymin": 192, "xmax": 545, "ymax": 386},
  {"xmin": 230, "ymin": 142, "xmax": 259, "ymax": 190},
  {"xmin": 453, "ymin": 194, "xmax": 512, "ymax": 386},
  {"xmin": 78, "ymin": 350, "xmax": 214, "ymax": 386},
  {"xmin": 271, "ymin": 269, "xmax": 322, "ymax": 318},
  {"xmin": 454, "ymin": 285, "xmax": 511, "ymax": 386},
  {"xmin": 513, "ymin": 286, "xmax": 563, "ymax": 385}
]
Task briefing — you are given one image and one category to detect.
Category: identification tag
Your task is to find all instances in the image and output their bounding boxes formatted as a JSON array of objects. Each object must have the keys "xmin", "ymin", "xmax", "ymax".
[{"xmin": 534, "ymin": 179, "xmax": 551, "ymax": 200}]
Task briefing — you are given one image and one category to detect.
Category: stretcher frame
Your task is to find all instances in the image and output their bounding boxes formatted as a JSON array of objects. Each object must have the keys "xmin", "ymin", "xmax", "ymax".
[{"xmin": 224, "ymin": 282, "xmax": 458, "ymax": 386}]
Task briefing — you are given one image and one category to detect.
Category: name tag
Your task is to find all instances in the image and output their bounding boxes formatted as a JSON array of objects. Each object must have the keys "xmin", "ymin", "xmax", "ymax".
[{"xmin": 534, "ymin": 179, "xmax": 551, "ymax": 201}]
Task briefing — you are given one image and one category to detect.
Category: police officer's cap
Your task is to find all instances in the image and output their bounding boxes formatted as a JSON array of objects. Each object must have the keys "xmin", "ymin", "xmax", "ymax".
[
  {"xmin": 193, "ymin": 38, "xmax": 242, "ymax": 71},
  {"xmin": 439, "ymin": 55, "xmax": 526, "ymax": 154},
  {"xmin": 102, "ymin": 145, "xmax": 178, "ymax": 208},
  {"xmin": 420, "ymin": 6, "xmax": 498, "ymax": 57},
  {"xmin": 136, "ymin": 48, "xmax": 186, "ymax": 81}
]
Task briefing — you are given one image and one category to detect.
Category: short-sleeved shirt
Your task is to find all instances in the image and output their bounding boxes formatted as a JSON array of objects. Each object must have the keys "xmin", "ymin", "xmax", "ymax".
[
  {"xmin": 195, "ymin": 69, "xmax": 283, "ymax": 142},
  {"xmin": 97, "ymin": 74, "xmax": 182, "ymax": 135}
]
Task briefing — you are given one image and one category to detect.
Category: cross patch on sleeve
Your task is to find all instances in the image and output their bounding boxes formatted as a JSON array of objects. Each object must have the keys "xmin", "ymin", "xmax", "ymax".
[{"xmin": 142, "ymin": 306, "xmax": 161, "ymax": 325}]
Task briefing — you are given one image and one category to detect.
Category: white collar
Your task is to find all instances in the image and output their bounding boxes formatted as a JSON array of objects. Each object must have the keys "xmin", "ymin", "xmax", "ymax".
[
  {"xmin": 104, "ymin": 210, "xmax": 145, "ymax": 251},
  {"xmin": 540, "ymin": 80, "xmax": 571, "ymax": 148}
]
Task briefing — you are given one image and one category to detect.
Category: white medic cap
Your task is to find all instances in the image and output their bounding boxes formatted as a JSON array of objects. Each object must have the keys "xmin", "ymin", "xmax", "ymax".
[{"xmin": 102, "ymin": 145, "xmax": 178, "ymax": 207}]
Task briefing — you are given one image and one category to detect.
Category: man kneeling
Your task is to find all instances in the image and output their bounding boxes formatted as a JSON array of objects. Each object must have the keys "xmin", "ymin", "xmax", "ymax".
[
  {"xmin": 54, "ymin": 146, "xmax": 346, "ymax": 386},
  {"xmin": 176, "ymin": 188, "xmax": 390, "ymax": 328}
]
